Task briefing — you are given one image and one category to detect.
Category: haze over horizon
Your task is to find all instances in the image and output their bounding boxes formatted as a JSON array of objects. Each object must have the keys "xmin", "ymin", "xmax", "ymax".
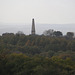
[
  {"xmin": 0, "ymin": 24, "xmax": 75, "ymax": 35},
  {"xmin": 0, "ymin": 0, "xmax": 75, "ymax": 35}
]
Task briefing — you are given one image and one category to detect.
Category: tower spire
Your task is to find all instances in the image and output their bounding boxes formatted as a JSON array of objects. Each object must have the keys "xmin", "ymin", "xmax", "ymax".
[{"xmin": 31, "ymin": 18, "xmax": 35, "ymax": 35}]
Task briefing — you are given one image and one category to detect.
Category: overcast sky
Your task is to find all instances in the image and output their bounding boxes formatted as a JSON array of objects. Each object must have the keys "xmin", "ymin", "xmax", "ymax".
[{"xmin": 0, "ymin": 0, "xmax": 75, "ymax": 24}]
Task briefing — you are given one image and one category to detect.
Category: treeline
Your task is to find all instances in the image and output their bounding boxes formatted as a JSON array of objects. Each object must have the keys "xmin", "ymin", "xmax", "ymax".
[
  {"xmin": 43, "ymin": 29, "xmax": 75, "ymax": 38},
  {"xmin": 0, "ymin": 32, "xmax": 75, "ymax": 59}
]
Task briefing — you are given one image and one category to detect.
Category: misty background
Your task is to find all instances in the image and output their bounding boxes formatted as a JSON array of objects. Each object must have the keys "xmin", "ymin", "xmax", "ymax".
[
  {"xmin": 0, "ymin": 0, "xmax": 75, "ymax": 35},
  {"xmin": 0, "ymin": 23, "xmax": 75, "ymax": 35}
]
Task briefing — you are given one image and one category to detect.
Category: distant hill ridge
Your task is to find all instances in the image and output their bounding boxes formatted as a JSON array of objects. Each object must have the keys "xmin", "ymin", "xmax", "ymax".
[{"xmin": 0, "ymin": 23, "xmax": 75, "ymax": 35}]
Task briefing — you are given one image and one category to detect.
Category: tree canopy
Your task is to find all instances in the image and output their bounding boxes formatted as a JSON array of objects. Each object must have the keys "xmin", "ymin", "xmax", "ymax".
[{"xmin": 0, "ymin": 32, "xmax": 75, "ymax": 75}]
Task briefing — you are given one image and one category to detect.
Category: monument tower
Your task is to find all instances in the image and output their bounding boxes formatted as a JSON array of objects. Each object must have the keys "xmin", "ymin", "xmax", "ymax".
[{"xmin": 31, "ymin": 18, "xmax": 35, "ymax": 35}]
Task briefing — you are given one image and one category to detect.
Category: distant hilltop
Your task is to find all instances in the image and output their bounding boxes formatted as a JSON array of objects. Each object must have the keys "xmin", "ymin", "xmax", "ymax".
[{"xmin": 0, "ymin": 23, "xmax": 75, "ymax": 35}]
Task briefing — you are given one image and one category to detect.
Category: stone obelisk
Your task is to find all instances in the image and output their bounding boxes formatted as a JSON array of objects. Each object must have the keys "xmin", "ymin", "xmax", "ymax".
[{"xmin": 31, "ymin": 18, "xmax": 35, "ymax": 35}]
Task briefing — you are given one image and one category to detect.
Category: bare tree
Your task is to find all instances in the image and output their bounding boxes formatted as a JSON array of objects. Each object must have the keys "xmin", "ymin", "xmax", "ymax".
[
  {"xmin": 16, "ymin": 31, "xmax": 25, "ymax": 36},
  {"xmin": 43, "ymin": 29, "xmax": 54, "ymax": 36}
]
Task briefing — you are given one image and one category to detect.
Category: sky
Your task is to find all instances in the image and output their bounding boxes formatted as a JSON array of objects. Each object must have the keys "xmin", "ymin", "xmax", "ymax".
[{"xmin": 0, "ymin": 0, "xmax": 75, "ymax": 24}]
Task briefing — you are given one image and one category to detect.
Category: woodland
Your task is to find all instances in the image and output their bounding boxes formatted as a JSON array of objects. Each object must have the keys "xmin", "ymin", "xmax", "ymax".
[{"xmin": 0, "ymin": 32, "xmax": 75, "ymax": 75}]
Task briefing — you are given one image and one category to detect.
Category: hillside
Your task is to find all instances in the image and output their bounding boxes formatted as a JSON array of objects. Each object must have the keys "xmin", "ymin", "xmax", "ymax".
[{"xmin": 0, "ymin": 33, "xmax": 75, "ymax": 75}]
